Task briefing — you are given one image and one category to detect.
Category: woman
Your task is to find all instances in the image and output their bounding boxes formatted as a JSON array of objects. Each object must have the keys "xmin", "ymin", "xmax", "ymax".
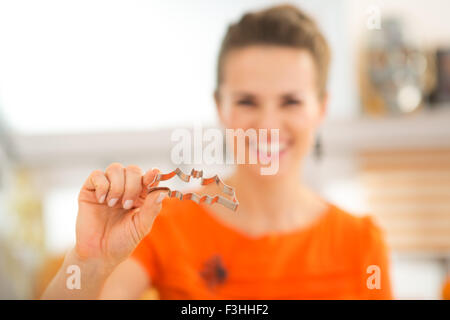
[{"xmin": 42, "ymin": 4, "xmax": 392, "ymax": 299}]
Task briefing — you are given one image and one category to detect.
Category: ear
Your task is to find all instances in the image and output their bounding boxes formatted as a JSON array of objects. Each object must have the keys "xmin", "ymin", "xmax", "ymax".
[
  {"xmin": 317, "ymin": 91, "xmax": 328, "ymax": 126},
  {"xmin": 214, "ymin": 89, "xmax": 227, "ymax": 125},
  {"xmin": 214, "ymin": 89, "xmax": 220, "ymax": 109}
]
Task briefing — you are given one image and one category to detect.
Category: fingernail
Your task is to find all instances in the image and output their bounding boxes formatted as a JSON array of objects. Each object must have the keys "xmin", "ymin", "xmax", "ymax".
[
  {"xmin": 123, "ymin": 199, "xmax": 133, "ymax": 210},
  {"xmin": 108, "ymin": 198, "xmax": 118, "ymax": 207},
  {"xmin": 155, "ymin": 192, "xmax": 167, "ymax": 204},
  {"xmin": 98, "ymin": 194, "xmax": 106, "ymax": 204}
]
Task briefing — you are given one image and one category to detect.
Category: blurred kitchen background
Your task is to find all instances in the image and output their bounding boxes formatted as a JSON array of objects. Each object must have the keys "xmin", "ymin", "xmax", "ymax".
[{"xmin": 1, "ymin": 0, "xmax": 450, "ymax": 299}]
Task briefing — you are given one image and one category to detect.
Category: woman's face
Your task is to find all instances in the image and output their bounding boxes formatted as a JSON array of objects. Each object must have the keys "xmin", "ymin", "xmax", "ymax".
[{"xmin": 216, "ymin": 45, "xmax": 327, "ymax": 178}]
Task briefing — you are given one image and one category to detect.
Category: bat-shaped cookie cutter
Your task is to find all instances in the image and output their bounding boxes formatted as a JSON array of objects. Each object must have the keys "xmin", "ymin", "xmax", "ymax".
[{"xmin": 147, "ymin": 168, "xmax": 239, "ymax": 211}]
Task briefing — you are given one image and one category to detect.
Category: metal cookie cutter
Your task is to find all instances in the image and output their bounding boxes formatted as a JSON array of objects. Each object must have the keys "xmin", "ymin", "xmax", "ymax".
[{"xmin": 147, "ymin": 168, "xmax": 239, "ymax": 212}]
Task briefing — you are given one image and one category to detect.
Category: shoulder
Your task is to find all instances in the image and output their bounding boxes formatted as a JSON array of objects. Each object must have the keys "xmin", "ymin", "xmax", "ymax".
[
  {"xmin": 323, "ymin": 205, "xmax": 392, "ymax": 298},
  {"xmin": 327, "ymin": 204, "xmax": 381, "ymax": 232},
  {"xmin": 324, "ymin": 204, "xmax": 387, "ymax": 251}
]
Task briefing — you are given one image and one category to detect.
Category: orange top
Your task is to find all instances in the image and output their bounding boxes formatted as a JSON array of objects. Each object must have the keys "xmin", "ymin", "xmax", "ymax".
[{"xmin": 131, "ymin": 198, "xmax": 392, "ymax": 299}]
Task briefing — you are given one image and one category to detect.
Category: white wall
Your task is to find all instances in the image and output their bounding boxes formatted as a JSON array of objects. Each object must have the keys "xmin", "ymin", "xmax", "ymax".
[{"xmin": 0, "ymin": 0, "xmax": 357, "ymax": 135}]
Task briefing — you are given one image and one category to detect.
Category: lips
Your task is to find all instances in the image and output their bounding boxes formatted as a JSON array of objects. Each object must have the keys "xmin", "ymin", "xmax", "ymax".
[
  {"xmin": 248, "ymin": 140, "xmax": 289, "ymax": 161},
  {"xmin": 256, "ymin": 142, "xmax": 286, "ymax": 153}
]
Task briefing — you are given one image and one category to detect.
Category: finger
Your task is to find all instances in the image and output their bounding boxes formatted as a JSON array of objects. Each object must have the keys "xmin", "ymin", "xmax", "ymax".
[
  {"xmin": 134, "ymin": 168, "xmax": 161, "ymax": 205},
  {"xmin": 138, "ymin": 189, "xmax": 168, "ymax": 234},
  {"xmin": 105, "ymin": 163, "xmax": 125, "ymax": 207},
  {"xmin": 122, "ymin": 165, "xmax": 143, "ymax": 210},
  {"xmin": 139, "ymin": 168, "xmax": 160, "ymax": 201},
  {"xmin": 83, "ymin": 170, "xmax": 110, "ymax": 204},
  {"xmin": 143, "ymin": 168, "xmax": 160, "ymax": 189}
]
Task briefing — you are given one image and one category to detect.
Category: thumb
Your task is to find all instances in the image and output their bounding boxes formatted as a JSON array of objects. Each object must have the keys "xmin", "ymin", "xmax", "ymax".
[{"xmin": 137, "ymin": 189, "xmax": 169, "ymax": 235}]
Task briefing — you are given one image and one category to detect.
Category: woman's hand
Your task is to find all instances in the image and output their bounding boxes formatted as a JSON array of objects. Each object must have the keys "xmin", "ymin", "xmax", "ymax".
[{"xmin": 75, "ymin": 163, "xmax": 167, "ymax": 269}]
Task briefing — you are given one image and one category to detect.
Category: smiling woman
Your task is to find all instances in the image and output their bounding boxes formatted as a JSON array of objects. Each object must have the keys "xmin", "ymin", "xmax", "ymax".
[{"xmin": 41, "ymin": 4, "xmax": 392, "ymax": 300}]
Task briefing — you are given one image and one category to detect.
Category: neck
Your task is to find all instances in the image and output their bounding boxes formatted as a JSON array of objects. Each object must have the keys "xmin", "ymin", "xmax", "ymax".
[
  {"xmin": 228, "ymin": 165, "xmax": 305, "ymax": 217},
  {"xmin": 218, "ymin": 165, "xmax": 329, "ymax": 237}
]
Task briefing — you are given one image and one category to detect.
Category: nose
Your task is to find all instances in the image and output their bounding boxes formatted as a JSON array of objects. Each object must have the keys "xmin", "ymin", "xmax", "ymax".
[
  {"xmin": 256, "ymin": 103, "xmax": 282, "ymax": 131},
  {"xmin": 254, "ymin": 104, "xmax": 282, "ymax": 143}
]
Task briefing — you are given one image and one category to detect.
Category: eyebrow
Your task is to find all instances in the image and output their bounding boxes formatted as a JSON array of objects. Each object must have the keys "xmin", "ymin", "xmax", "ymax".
[
  {"xmin": 232, "ymin": 92, "xmax": 255, "ymax": 97},
  {"xmin": 281, "ymin": 92, "xmax": 305, "ymax": 97},
  {"xmin": 232, "ymin": 91, "xmax": 305, "ymax": 99}
]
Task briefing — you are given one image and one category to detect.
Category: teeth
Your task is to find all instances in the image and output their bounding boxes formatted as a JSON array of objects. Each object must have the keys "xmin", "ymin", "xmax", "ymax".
[
  {"xmin": 260, "ymin": 143, "xmax": 278, "ymax": 153},
  {"xmin": 250, "ymin": 142, "xmax": 287, "ymax": 153}
]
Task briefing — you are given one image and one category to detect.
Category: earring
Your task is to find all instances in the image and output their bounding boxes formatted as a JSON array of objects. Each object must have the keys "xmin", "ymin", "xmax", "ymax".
[{"xmin": 314, "ymin": 133, "xmax": 323, "ymax": 162}]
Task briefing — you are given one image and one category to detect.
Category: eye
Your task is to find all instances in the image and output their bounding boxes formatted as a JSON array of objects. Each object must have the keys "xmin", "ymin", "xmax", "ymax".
[
  {"xmin": 282, "ymin": 98, "xmax": 303, "ymax": 107},
  {"xmin": 236, "ymin": 98, "xmax": 256, "ymax": 107}
]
